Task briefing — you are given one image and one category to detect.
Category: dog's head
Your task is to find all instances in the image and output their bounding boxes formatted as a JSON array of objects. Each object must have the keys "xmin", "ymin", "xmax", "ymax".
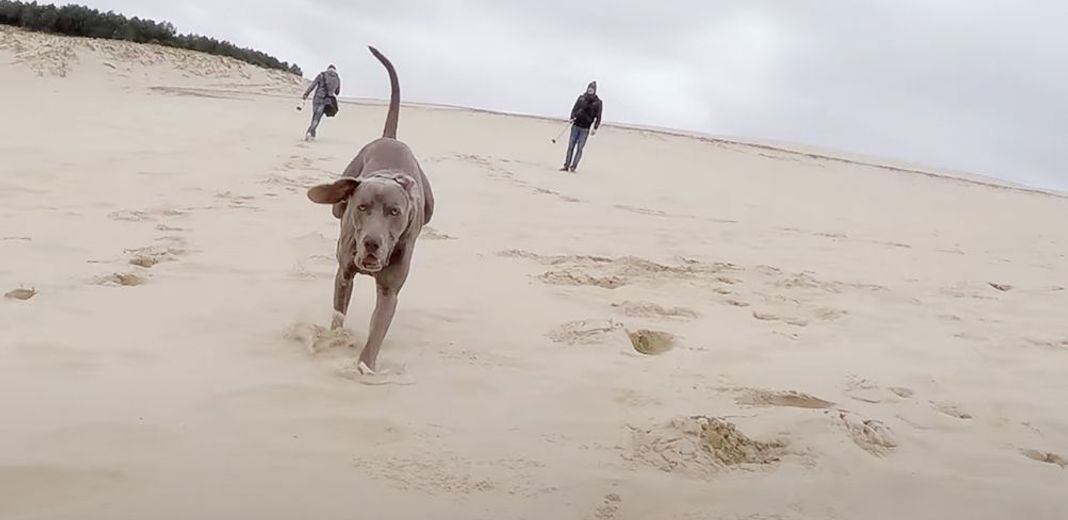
[{"xmin": 307, "ymin": 171, "xmax": 418, "ymax": 273}]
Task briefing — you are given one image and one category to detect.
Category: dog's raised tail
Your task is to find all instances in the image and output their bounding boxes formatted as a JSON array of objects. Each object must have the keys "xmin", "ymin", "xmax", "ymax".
[{"xmin": 368, "ymin": 46, "xmax": 400, "ymax": 139}]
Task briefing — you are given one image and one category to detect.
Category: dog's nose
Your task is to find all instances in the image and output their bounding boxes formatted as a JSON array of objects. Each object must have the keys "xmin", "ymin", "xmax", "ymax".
[{"xmin": 363, "ymin": 237, "xmax": 380, "ymax": 253}]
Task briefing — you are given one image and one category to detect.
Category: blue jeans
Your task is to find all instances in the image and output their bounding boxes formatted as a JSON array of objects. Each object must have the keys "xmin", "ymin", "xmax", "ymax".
[
  {"xmin": 306, "ymin": 101, "xmax": 326, "ymax": 137},
  {"xmin": 564, "ymin": 125, "xmax": 590, "ymax": 170}
]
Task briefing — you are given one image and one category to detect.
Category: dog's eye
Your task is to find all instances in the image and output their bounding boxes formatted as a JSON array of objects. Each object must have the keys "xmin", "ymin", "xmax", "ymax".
[
  {"xmin": 389, "ymin": 208, "xmax": 401, "ymax": 216},
  {"xmin": 357, "ymin": 204, "xmax": 369, "ymax": 212}
]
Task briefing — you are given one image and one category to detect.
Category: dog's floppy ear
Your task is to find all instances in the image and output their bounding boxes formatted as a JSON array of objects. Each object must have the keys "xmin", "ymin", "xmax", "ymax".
[
  {"xmin": 393, "ymin": 174, "xmax": 417, "ymax": 195},
  {"xmin": 307, "ymin": 178, "xmax": 360, "ymax": 204}
]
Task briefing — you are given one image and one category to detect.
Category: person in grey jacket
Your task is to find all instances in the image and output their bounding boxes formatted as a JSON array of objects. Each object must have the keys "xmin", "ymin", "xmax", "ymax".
[{"xmin": 302, "ymin": 64, "xmax": 341, "ymax": 141}]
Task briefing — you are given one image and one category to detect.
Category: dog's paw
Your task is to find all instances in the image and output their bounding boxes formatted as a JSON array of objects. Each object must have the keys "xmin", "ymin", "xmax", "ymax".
[
  {"xmin": 331, "ymin": 311, "xmax": 346, "ymax": 330},
  {"xmin": 337, "ymin": 361, "xmax": 413, "ymax": 385}
]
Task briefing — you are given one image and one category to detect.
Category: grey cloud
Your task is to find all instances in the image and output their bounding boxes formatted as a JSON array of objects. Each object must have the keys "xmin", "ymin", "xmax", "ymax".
[{"xmin": 64, "ymin": 1, "xmax": 1068, "ymax": 189}]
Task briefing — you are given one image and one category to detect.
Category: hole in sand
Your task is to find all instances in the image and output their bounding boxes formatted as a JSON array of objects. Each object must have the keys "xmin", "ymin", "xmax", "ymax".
[
  {"xmin": 625, "ymin": 416, "xmax": 786, "ymax": 478},
  {"xmin": 627, "ymin": 329, "xmax": 675, "ymax": 355},
  {"xmin": 696, "ymin": 417, "xmax": 785, "ymax": 465}
]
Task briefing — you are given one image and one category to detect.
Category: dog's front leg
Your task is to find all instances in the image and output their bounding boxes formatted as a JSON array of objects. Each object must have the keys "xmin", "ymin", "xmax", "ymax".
[
  {"xmin": 356, "ymin": 283, "xmax": 399, "ymax": 373},
  {"xmin": 331, "ymin": 263, "xmax": 356, "ymax": 329}
]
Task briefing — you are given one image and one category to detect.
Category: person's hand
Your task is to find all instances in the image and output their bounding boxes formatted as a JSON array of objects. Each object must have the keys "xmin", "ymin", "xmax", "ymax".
[
  {"xmin": 591, "ymin": 128, "xmax": 598, "ymax": 136},
  {"xmin": 302, "ymin": 93, "xmax": 308, "ymax": 100}
]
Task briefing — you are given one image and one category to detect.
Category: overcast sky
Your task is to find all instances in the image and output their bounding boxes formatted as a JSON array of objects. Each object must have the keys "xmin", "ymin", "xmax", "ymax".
[{"xmin": 62, "ymin": 0, "xmax": 1068, "ymax": 190}]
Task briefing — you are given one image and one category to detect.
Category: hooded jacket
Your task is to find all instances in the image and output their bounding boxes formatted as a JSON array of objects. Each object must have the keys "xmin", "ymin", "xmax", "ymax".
[
  {"xmin": 570, "ymin": 81, "xmax": 603, "ymax": 130},
  {"xmin": 305, "ymin": 67, "xmax": 341, "ymax": 105}
]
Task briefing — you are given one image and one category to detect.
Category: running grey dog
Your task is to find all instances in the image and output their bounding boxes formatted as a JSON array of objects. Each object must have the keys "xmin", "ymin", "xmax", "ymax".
[{"xmin": 306, "ymin": 46, "xmax": 434, "ymax": 375}]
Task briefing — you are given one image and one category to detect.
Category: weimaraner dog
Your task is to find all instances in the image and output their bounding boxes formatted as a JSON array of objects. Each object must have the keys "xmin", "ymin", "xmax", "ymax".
[{"xmin": 306, "ymin": 46, "xmax": 434, "ymax": 375}]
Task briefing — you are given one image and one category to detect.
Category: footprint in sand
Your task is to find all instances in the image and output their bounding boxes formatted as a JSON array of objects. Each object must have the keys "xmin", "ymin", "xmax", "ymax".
[
  {"xmin": 844, "ymin": 376, "xmax": 913, "ymax": 404},
  {"xmin": 213, "ymin": 191, "xmax": 260, "ymax": 210},
  {"xmin": 337, "ymin": 361, "xmax": 415, "ymax": 386},
  {"xmin": 95, "ymin": 272, "xmax": 147, "ymax": 287},
  {"xmin": 878, "ymin": 240, "xmax": 913, "ymax": 249},
  {"xmin": 932, "ymin": 400, "xmax": 973, "ymax": 420},
  {"xmin": 835, "ymin": 410, "xmax": 897, "ymax": 456},
  {"xmin": 124, "ymin": 238, "xmax": 190, "ymax": 268},
  {"xmin": 540, "ymin": 270, "xmax": 627, "ymax": 289},
  {"xmin": 284, "ymin": 321, "xmax": 358, "ymax": 354},
  {"xmin": 128, "ymin": 255, "xmax": 165, "ymax": 268},
  {"xmin": 107, "ymin": 207, "xmax": 189, "ymax": 223},
  {"xmin": 940, "ymin": 284, "xmax": 996, "ymax": 301},
  {"xmin": 752, "ymin": 311, "xmax": 809, "ymax": 328},
  {"xmin": 736, "ymin": 389, "xmax": 834, "ymax": 409},
  {"xmin": 844, "ymin": 376, "xmax": 881, "ymax": 403},
  {"xmin": 889, "ymin": 386, "xmax": 915, "ymax": 399},
  {"xmin": 1021, "ymin": 449, "xmax": 1067, "ymax": 469},
  {"xmin": 128, "ymin": 247, "xmax": 183, "ymax": 268},
  {"xmin": 420, "ymin": 226, "xmax": 457, "ymax": 240},
  {"xmin": 1024, "ymin": 337, "xmax": 1068, "ymax": 350},
  {"xmin": 611, "ymin": 301, "xmax": 697, "ymax": 320},
  {"xmin": 4, "ymin": 287, "xmax": 38, "ymax": 300},
  {"xmin": 546, "ymin": 319, "xmax": 624, "ymax": 345},
  {"xmin": 815, "ymin": 232, "xmax": 848, "ymax": 239},
  {"xmin": 774, "ymin": 273, "xmax": 842, "ymax": 293},
  {"xmin": 502, "ymin": 250, "xmax": 737, "ymax": 290},
  {"xmin": 594, "ymin": 493, "xmax": 623, "ymax": 520}
]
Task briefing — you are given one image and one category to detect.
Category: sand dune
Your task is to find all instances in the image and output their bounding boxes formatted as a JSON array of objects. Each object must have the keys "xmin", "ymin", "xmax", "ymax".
[{"xmin": 2, "ymin": 26, "xmax": 1067, "ymax": 520}]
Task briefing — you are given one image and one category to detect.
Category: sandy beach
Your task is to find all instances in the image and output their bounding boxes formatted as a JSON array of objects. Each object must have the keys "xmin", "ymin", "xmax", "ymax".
[{"xmin": 2, "ymin": 26, "xmax": 1067, "ymax": 519}]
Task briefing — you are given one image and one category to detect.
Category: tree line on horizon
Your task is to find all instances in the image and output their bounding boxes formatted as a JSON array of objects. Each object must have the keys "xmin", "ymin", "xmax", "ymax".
[{"xmin": 0, "ymin": 1, "xmax": 302, "ymax": 76}]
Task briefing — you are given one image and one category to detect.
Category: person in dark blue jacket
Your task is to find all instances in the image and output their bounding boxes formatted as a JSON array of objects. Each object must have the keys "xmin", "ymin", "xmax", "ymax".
[{"xmin": 561, "ymin": 81, "xmax": 603, "ymax": 172}]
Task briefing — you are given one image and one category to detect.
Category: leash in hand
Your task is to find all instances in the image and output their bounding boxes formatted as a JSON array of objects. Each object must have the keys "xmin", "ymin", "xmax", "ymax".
[{"xmin": 551, "ymin": 120, "xmax": 572, "ymax": 143}]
